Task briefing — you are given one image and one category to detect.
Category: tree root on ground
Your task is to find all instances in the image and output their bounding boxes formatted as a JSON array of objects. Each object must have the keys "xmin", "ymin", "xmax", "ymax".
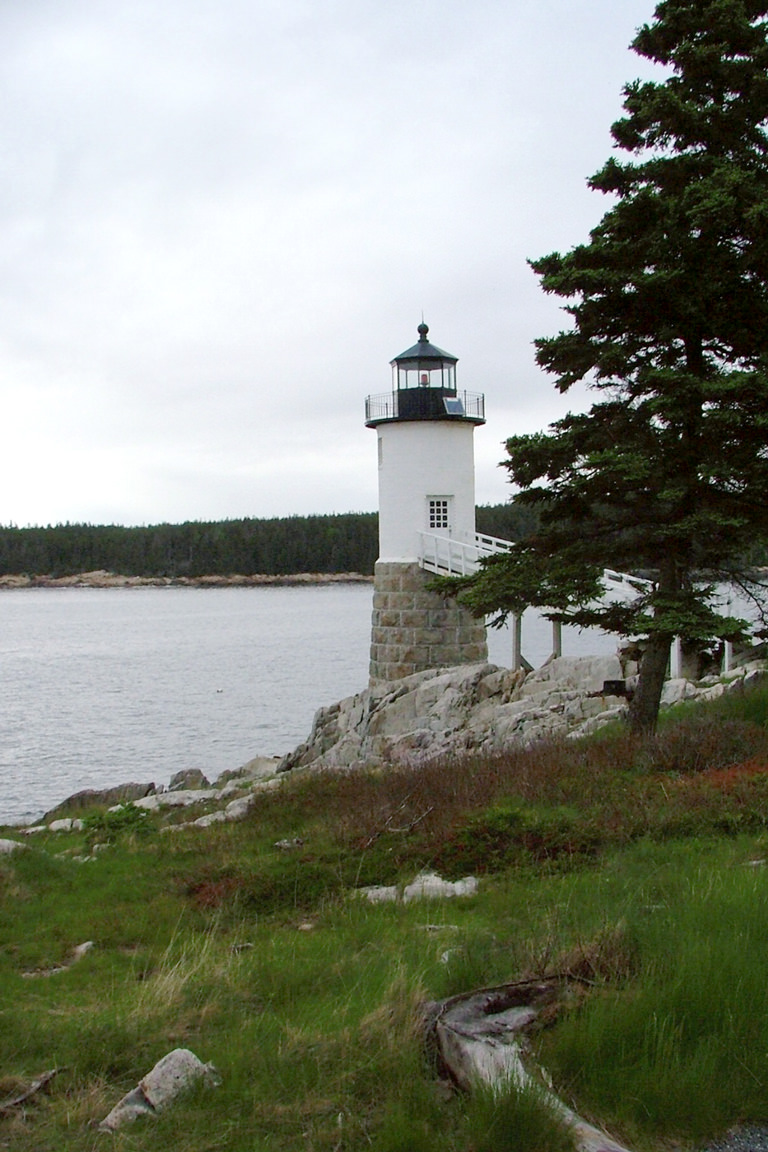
[
  {"xmin": 0, "ymin": 1069, "xmax": 60, "ymax": 1116},
  {"xmin": 424, "ymin": 977, "xmax": 632, "ymax": 1152}
]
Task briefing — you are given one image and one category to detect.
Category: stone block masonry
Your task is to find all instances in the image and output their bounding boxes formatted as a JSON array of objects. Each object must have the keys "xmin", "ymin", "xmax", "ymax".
[{"xmin": 370, "ymin": 561, "xmax": 487, "ymax": 684}]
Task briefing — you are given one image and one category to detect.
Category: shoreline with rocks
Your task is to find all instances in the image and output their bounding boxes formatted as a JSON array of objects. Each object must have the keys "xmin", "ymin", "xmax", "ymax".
[
  {"xmin": 4, "ymin": 757, "xmax": 283, "ymax": 839},
  {"xmin": 7, "ymin": 651, "xmax": 765, "ymax": 836},
  {"xmin": 279, "ymin": 653, "xmax": 767, "ymax": 776},
  {"xmin": 0, "ymin": 569, "xmax": 373, "ymax": 589}
]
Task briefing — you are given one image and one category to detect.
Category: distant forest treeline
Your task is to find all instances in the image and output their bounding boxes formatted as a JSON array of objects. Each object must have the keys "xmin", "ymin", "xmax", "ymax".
[{"xmin": 0, "ymin": 504, "xmax": 538, "ymax": 579}]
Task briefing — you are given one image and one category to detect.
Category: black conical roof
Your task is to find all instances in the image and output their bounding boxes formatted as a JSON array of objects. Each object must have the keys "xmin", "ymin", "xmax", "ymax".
[{"xmin": 391, "ymin": 322, "xmax": 458, "ymax": 365}]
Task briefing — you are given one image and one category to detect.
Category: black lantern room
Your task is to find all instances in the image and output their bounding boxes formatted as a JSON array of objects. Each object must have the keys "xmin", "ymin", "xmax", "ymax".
[
  {"xmin": 365, "ymin": 323, "xmax": 485, "ymax": 427},
  {"xmin": 393, "ymin": 322, "xmax": 457, "ymax": 391}
]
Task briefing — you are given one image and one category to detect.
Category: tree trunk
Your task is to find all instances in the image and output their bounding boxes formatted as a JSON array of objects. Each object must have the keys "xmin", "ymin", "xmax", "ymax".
[{"xmin": 628, "ymin": 632, "xmax": 672, "ymax": 734}]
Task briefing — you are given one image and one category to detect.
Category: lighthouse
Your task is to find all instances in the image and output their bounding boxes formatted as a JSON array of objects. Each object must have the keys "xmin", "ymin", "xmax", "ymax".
[{"xmin": 365, "ymin": 322, "xmax": 488, "ymax": 684}]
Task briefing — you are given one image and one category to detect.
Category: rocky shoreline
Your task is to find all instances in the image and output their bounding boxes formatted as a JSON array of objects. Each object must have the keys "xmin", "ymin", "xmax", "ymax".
[
  {"xmin": 0, "ymin": 569, "xmax": 372, "ymax": 589},
  {"xmin": 9, "ymin": 652, "xmax": 764, "ymax": 837},
  {"xmin": 6, "ymin": 758, "xmax": 283, "ymax": 837},
  {"xmin": 279, "ymin": 654, "xmax": 767, "ymax": 775}
]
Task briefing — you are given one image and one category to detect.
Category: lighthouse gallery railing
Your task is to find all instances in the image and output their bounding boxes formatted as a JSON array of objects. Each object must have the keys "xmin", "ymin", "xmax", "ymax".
[{"xmin": 365, "ymin": 389, "xmax": 485, "ymax": 423}]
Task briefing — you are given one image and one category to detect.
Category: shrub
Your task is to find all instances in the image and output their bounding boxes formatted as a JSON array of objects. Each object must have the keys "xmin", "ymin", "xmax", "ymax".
[
  {"xmin": 82, "ymin": 803, "xmax": 152, "ymax": 846},
  {"xmin": 639, "ymin": 717, "xmax": 768, "ymax": 776},
  {"xmin": 184, "ymin": 859, "xmax": 348, "ymax": 915},
  {"xmin": 434, "ymin": 804, "xmax": 602, "ymax": 875}
]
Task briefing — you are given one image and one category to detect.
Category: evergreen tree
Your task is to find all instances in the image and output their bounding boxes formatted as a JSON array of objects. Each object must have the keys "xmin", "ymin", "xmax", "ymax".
[{"xmin": 456, "ymin": 0, "xmax": 768, "ymax": 731}]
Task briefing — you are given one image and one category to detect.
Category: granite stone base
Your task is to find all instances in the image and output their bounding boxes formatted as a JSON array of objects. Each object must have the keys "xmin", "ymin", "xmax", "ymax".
[{"xmin": 369, "ymin": 561, "xmax": 487, "ymax": 684}]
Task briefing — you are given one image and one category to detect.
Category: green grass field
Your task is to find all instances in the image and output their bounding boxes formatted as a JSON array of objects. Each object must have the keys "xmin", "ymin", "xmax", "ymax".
[{"xmin": 3, "ymin": 681, "xmax": 768, "ymax": 1150}]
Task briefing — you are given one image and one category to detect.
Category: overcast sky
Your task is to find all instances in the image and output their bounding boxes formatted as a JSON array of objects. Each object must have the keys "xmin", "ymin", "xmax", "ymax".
[{"xmin": 0, "ymin": 0, "xmax": 660, "ymax": 528}]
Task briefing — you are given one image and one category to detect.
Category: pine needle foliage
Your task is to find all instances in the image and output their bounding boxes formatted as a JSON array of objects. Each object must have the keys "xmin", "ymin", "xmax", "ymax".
[{"xmin": 455, "ymin": 0, "xmax": 768, "ymax": 731}]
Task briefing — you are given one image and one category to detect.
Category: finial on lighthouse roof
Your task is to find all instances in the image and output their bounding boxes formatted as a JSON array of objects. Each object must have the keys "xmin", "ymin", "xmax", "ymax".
[{"xmin": 392, "ymin": 324, "xmax": 458, "ymax": 366}]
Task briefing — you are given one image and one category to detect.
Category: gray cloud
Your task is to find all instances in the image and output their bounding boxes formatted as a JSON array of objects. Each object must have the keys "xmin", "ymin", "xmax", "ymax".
[{"xmin": 0, "ymin": 0, "xmax": 655, "ymax": 526}]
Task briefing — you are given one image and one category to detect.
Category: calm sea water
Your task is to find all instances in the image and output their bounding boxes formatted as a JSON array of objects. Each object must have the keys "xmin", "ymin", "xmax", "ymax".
[{"xmin": 0, "ymin": 585, "xmax": 614, "ymax": 825}]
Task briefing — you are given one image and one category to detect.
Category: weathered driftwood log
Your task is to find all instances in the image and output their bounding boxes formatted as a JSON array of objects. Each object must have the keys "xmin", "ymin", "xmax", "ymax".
[
  {"xmin": 426, "ymin": 979, "xmax": 632, "ymax": 1152},
  {"xmin": 0, "ymin": 1068, "xmax": 60, "ymax": 1115},
  {"xmin": 21, "ymin": 941, "xmax": 94, "ymax": 979}
]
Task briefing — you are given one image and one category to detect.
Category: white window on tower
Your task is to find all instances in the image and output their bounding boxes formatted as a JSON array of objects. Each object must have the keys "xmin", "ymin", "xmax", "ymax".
[{"xmin": 428, "ymin": 498, "xmax": 450, "ymax": 531}]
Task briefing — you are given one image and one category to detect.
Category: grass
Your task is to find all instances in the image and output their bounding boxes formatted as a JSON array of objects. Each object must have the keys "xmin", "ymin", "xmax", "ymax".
[
  {"xmin": 1, "ymin": 680, "xmax": 768, "ymax": 1149},
  {"xmin": 536, "ymin": 843, "xmax": 768, "ymax": 1142}
]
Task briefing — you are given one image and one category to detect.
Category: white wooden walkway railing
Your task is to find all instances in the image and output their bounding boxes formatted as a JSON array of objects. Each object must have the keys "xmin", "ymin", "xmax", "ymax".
[
  {"xmin": 416, "ymin": 533, "xmax": 733, "ymax": 676},
  {"xmin": 418, "ymin": 531, "xmax": 555, "ymax": 670},
  {"xmin": 417, "ymin": 531, "xmax": 513, "ymax": 577}
]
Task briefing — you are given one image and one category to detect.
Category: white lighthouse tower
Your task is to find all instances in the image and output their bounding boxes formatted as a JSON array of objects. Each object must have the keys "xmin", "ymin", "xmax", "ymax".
[{"xmin": 365, "ymin": 322, "xmax": 488, "ymax": 684}]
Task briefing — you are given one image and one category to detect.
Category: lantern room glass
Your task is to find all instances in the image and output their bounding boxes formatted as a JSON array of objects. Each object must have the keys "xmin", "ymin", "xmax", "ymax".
[{"xmin": 392, "ymin": 359, "xmax": 457, "ymax": 391}]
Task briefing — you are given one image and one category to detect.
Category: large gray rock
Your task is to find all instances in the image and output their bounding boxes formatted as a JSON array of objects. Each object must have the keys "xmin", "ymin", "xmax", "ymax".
[
  {"xmin": 358, "ymin": 872, "xmax": 479, "ymax": 904},
  {"xmin": 99, "ymin": 1048, "xmax": 219, "ymax": 1131},
  {"xmin": 47, "ymin": 818, "xmax": 85, "ymax": 833},
  {"xmin": 214, "ymin": 756, "xmax": 282, "ymax": 787},
  {"xmin": 168, "ymin": 769, "xmax": 210, "ymax": 791},
  {"xmin": 279, "ymin": 656, "xmax": 626, "ymax": 775},
  {"xmin": 278, "ymin": 654, "xmax": 766, "ymax": 776},
  {"xmin": 43, "ymin": 782, "xmax": 156, "ymax": 821},
  {"xmin": 131, "ymin": 789, "xmax": 219, "ymax": 811}
]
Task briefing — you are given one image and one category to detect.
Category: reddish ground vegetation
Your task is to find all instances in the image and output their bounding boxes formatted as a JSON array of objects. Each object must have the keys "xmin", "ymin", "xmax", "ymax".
[
  {"xmin": 671, "ymin": 756, "xmax": 768, "ymax": 792},
  {"xmin": 186, "ymin": 875, "xmax": 245, "ymax": 909}
]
